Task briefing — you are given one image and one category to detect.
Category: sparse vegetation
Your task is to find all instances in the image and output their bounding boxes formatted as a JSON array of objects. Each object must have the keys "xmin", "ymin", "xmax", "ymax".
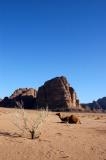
[{"xmin": 11, "ymin": 104, "xmax": 48, "ymax": 139}]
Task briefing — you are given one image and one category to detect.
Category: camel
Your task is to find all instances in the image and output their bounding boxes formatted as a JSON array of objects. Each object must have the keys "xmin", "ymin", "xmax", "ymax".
[
  {"xmin": 56, "ymin": 113, "xmax": 81, "ymax": 124},
  {"xmin": 56, "ymin": 113, "xmax": 69, "ymax": 123},
  {"xmin": 69, "ymin": 114, "xmax": 81, "ymax": 124}
]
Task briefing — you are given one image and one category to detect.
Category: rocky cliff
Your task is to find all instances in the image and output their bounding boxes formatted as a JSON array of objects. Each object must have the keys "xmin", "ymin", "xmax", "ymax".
[
  {"xmin": 37, "ymin": 76, "xmax": 80, "ymax": 111},
  {"xmin": 0, "ymin": 88, "xmax": 36, "ymax": 109},
  {"xmin": 81, "ymin": 97, "xmax": 106, "ymax": 111},
  {"xmin": 0, "ymin": 76, "xmax": 81, "ymax": 111}
]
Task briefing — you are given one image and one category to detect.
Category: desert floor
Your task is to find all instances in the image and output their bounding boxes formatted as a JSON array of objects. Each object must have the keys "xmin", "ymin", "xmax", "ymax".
[{"xmin": 0, "ymin": 108, "xmax": 106, "ymax": 160}]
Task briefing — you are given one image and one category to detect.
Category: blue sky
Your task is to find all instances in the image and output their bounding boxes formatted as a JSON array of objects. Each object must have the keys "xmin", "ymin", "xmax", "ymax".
[{"xmin": 0, "ymin": 0, "xmax": 106, "ymax": 103}]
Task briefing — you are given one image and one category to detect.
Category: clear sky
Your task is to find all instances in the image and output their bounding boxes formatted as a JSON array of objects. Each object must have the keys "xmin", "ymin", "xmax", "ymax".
[{"xmin": 0, "ymin": 0, "xmax": 106, "ymax": 103}]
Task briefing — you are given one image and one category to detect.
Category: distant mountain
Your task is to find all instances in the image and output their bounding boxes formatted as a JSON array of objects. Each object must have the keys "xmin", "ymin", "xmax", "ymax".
[
  {"xmin": 1, "ymin": 76, "xmax": 105, "ymax": 112},
  {"xmin": 82, "ymin": 97, "xmax": 106, "ymax": 111},
  {"xmin": 0, "ymin": 76, "xmax": 81, "ymax": 111},
  {"xmin": 0, "ymin": 88, "xmax": 37, "ymax": 109}
]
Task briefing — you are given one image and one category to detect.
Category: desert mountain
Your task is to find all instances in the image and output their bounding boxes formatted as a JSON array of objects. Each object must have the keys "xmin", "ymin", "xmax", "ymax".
[
  {"xmin": 82, "ymin": 97, "xmax": 106, "ymax": 111},
  {"xmin": 37, "ymin": 76, "xmax": 80, "ymax": 111},
  {"xmin": 0, "ymin": 76, "xmax": 81, "ymax": 111},
  {"xmin": 0, "ymin": 88, "xmax": 36, "ymax": 109}
]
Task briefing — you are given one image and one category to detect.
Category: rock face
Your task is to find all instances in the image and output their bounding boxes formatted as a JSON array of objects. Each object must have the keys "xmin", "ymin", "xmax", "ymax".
[
  {"xmin": 37, "ymin": 76, "xmax": 80, "ymax": 111},
  {"xmin": 0, "ymin": 76, "xmax": 81, "ymax": 111},
  {"xmin": 10, "ymin": 88, "xmax": 36, "ymax": 99},
  {"xmin": 97, "ymin": 97, "xmax": 106, "ymax": 110},
  {"xmin": 0, "ymin": 88, "xmax": 36, "ymax": 109},
  {"xmin": 82, "ymin": 97, "xmax": 106, "ymax": 111},
  {"xmin": 0, "ymin": 97, "xmax": 16, "ymax": 108}
]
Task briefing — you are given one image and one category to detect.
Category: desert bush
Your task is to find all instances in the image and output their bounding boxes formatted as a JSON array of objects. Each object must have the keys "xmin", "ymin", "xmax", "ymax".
[{"xmin": 12, "ymin": 104, "xmax": 48, "ymax": 139}]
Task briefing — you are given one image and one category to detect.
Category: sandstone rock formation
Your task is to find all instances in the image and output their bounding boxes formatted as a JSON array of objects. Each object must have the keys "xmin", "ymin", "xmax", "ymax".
[
  {"xmin": 0, "ymin": 88, "xmax": 36, "ymax": 109},
  {"xmin": 10, "ymin": 88, "xmax": 36, "ymax": 99},
  {"xmin": 82, "ymin": 97, "xmax": 106, "ymax": 111},
  {"xmin": 0, "ymin": 97, "xmax": 16, "ymax": 108},
  {"xmin": 0, "ymin": 76, "xmax": 82, "ymax": 111},
  {"xmin": 37, "ymin": 76, "xmax": 80, "ymax": 111},
  {"xmin": 97, "ymin": 97, "xmax": 106, "ymax": 110}
]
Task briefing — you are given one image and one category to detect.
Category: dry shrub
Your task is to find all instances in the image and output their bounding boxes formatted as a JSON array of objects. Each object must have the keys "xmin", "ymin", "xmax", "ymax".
[{"xmin": 12, "ymin": 106, "xmax": 48, "ymax": 139}]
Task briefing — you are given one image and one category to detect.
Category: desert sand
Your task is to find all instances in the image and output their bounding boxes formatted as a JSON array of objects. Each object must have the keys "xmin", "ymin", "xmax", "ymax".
[{"xmin": 0, "ymin": 108, "xmax": 106, "ymax": 160}]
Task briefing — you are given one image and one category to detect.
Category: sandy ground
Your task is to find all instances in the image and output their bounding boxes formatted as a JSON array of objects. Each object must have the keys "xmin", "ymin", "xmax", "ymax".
[{"xmin": 0, "ymin": 108, "xmax": 106, "ymax": 160}]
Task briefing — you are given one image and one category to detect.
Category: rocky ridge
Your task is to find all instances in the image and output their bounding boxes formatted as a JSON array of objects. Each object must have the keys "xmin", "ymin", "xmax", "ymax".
[
  {"xmin": 0, "ymin": 88, "xmax": 36, "ymax": 109},
  {"xmin": 82, "ymin": 97, "xmax": 106, "ymax": 111},
  {"xmin": 0, "ymin": 76, "xmax": 81, "ymax": 111}
]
